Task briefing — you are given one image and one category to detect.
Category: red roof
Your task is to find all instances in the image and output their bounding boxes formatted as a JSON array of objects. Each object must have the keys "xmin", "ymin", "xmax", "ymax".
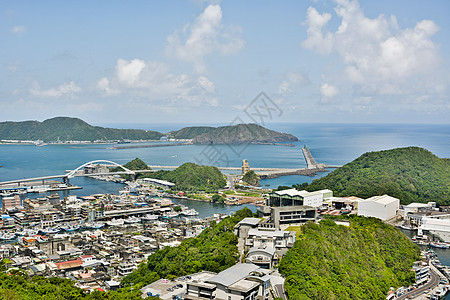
[
  {"xmin": 97, "ymin": 288, "xmax": 104, "ymax": 292},
  {"xmin": 55, "ymin": 258, "xmax": 82, "ymax": 270}
]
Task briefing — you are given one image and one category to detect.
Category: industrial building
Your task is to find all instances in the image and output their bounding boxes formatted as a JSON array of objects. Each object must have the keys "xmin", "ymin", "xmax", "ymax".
[{"xmin": 357, "ymin": 195, "xmax": 400, "ymax": 221}]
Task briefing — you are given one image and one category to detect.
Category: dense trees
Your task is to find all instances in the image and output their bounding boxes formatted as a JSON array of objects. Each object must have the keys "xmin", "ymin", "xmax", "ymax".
[
  {"xmin": 279, "ymin": 216, "xmax": 421, "ymax": 300},
  {"xmin": 306, "ymin": 147, "xmax": 450, "ymax": 205},
  {"xmin": 242, "ymin": 170, "xmax": 260, "ymax": 186},
  {"xmin": 0, "ymin": 117, "xmax": 163, "ymax": 142},
  {"xmin": 0, "ymin": 264, "xmax": 146, "ymax": 300},
  {"xmin": 148, "ymin": 162, "xmax": 227, "ymax": 191},
  {"xmin": 121, "ymin": 208, "xmax": 254, "ymax": 288}
]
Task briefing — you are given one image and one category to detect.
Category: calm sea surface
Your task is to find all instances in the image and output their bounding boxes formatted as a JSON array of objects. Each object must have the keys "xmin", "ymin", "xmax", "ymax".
[{"xmin": 1, "ymin": 123, "xmax": 450, "ymax": 292}]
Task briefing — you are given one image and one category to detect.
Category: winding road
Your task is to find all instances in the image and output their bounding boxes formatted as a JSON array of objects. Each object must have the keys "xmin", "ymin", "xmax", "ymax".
[{"xmin": 397, "ymin": 265, "xmax": 440, "ymax": 300}]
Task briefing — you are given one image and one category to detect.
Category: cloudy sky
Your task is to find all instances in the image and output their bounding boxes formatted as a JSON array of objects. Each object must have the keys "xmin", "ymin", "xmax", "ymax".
[{"xmin": 1, "ymin": 0, "xmax": 449, "ymax": 125}]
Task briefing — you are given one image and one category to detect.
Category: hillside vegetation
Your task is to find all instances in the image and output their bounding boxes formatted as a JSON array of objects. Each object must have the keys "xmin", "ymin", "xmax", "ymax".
[
  {"xmin": 242, "ymin": 170, "xmax": 260, "ymax": 186},
  {"xmin": 1, "ymin": 118, "xmax": 299, "ymax": 145},
  {"xmin": 170, "ymin": 123, "xmax": 298, "ymax": 144},
  {"xmin": 0, "ymin": 263, "xmax": 148, "ymax": 300},
  {"xmin": 122, "ymin": 208, "xmax": 253, "ymax": 288},
  {"xmin": 148, "ymin": 162, "xmax": 227, "ymax": 191},
  {"xmin": 306, "ymin": 147, "xmax": 450, "ymax": 205},
  {"xmin": 168, "ymin": 126, "xmax": 216, "ymax": 139},
  {"xmin": 0, "ymin": 117, "xmax": 163, "ymax": 142},
  {"xmin": 279, "ymin": 216, "xmax": 420, "ymax": 300}
]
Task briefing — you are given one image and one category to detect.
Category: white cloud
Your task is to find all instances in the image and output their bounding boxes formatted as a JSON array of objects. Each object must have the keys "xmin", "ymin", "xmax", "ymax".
[
  {"xmin": 11, "ymin": 26, "xmax": 27, "ymax": 35},
  {"xmin": 97, "ymin": 58, "xmax": 218, "ymax": 107},
  {"xmin": 30, "ymin": 81, "xmax": 81, "ymax": 98},
  {"xmin": 198, "ymin": 76, "xmax": 215, "ymax": 93},
  {"xmin": 278, "ymin": 72, "xmax": 310, "ymax": 95},
  {"xmin": 116, "ymin": 58, "xmax": 146, "ymax": 86},
  {"xmin": 166, "ymin": 4, "xmax": 244, "ymax": 73},
  {"xmin": 302, "ymin": 0, "xmax": 447, "ymax": 106},
  {"xmin": 320, "ymin": 83, "xmax": 339, "ymax": 98}
]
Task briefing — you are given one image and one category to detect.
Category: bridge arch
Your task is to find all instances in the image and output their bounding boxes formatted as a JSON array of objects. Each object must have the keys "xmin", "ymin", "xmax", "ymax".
[{"xmin": 66, "ymin": 160, "xmax": 135, "ymax": 178}]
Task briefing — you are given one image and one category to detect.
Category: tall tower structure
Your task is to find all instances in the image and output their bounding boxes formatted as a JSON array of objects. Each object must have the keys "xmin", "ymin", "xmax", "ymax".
[{"xmin": 242, "ymin": 159, "xmax": 250, "ymax": 174}]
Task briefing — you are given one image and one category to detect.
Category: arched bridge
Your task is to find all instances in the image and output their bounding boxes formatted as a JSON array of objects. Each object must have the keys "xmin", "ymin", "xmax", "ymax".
[
  {"xmin": 0, "ymin": 159, "xmax": 150, "ymax": 187},
  {"xmin": 66, "ymin": 160, "xmax": 135, "ymax": 178}
]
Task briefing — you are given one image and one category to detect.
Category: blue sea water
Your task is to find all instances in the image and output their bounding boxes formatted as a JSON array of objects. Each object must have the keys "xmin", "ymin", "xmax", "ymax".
[
  {"xmin": 0, "ymin": 123, "xmax": 449, "ymax": 211},
  {"xmin": 1, "ymin": 123, "xmax": 450, "ymax": 295}
]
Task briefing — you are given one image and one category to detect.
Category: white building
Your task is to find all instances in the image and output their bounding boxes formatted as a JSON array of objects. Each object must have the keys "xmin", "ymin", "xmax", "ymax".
[
  {"xmin": 245, "ymin": 228, "xmax": 296, "ymax": 253},
  {"xmin": 267, "ymin": 189, "xmax": 332, "ymax": 208},
  {"xmin": 142, "ymin": 178, "xmax": 175, "ymax": 189},
  {"xmin": 419, "ymin": 215, "xmax": 450, "ymax": 242},
  {"xmin": 357, "ymin": 195, "xmax": 399, "ymax": 221}
]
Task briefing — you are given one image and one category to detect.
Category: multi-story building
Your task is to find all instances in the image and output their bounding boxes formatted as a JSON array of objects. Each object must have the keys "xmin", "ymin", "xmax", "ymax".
[
  {"xmin": 2, "ymin": 195, "xmax": 20, "ymax": 213},
  {"xmin": 267, "ymin": 189, "xmax": 332, "ymax": 208}
]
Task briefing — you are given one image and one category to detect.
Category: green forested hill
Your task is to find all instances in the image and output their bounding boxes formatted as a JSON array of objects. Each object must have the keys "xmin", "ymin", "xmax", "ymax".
[
  {"xmin": 306, "ymin": 147, "xmax": 450, "ymax": 205},
  {"xmin": 168, "ymin": 126, "xmax": 216, "ymax": 139},
  {"xmin": 279, "ymin": 217, "xmax": 420, "ymax": 300},
  {"xmin": 147, "ymin": 162, "xmax": 227, "ymax": 191},
  {"xmin": 170, "ymin": 123, "xmax": 298, "ymax": 144},
  {"xmin": 121, "ymin": 208, "xmax": 254, "ymax": 288},
  {"xmin": 0, "ymin": 117, "xmax": 163, "ymax": 142}
]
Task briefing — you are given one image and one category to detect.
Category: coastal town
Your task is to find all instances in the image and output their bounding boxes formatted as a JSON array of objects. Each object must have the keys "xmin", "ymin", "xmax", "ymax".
[{"xmin": 0, "ymin": 157, "xmax": 449, "ymax": 300}]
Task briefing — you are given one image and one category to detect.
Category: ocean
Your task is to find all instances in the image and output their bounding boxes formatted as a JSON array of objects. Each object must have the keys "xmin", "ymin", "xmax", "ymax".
[
  {"xmin": 1, "ymin": 122, "xmax": 450, "ymax": 296},
  {"xmin": 1, "ymin": 123, "xmax": 449, "ymax": 199}
]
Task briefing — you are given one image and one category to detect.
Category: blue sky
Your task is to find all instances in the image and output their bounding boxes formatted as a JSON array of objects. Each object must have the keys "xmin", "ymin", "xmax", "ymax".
[{"xmin": 1, "ymin": 0, "xmax": 449, "ymax": 126}]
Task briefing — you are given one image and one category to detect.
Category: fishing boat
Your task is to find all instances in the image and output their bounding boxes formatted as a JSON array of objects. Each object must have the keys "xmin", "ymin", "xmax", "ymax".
[
  {"xmin": 400, "ymin": 224, "xmax": 414, "ymax": 230},
  {"xmin": 430, "ymin": 242, "xmax": 450, "ymax": 249},
  {"xmin": 83, "ymin": 222, "xmax": 105, "ymax": 230},
  {"xmin": 60, "ymin": 224, "xmax": 81, "ymax": 232},
  {"xmin": 182, "ymin": 209, "xmax": 199, "ymax": 216},
  {"xmin": 15, "ymin": 228, "xmax": 39, "ymax": 236},
  {"xmin": 0, "ymin": 233, "xmax": 16, "ymax": 240},
  {"xmin": 106, "ymin": 218, "xmax": 125, "ymax": 226},
  {"xmin": 162, "ymin": 211, "xmax": 179, "ymax": 219},
  {"xmin": 141, "ymin": 214, "xmax": 159, "ymax": 221},
  {"xmin": 124, "ymin": 216, "xmax": 141, "ymax": 224},
  {"xmin": 39, "ymin": 227, "xmax": 61, "ymax": 235}
]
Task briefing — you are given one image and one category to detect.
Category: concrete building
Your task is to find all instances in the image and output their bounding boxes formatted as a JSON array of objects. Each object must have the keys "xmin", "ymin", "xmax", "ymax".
[
  {"xmin": 234, "ymin": 218, "xmax": 262, "ymax": 238},
  {"xmin": 270, "ymin": 206, "xmax": 317, "ymax": 227},
  {"xmin": 244, "ymin": 228, "xmax": 296, "ymax": 255},
  {"xmin": 419, "ymin": 215, "xmax": 450, "ymax": 242},
  {"xmin": 2, "ymin": 195, "xmax": 20, "ymax": 213},
  {"xmin": 206, "ymin": 263, "xmax": 270, "ymax": 300},
  {"xmin": 357, "ymin": 195, "xmax": 400, "ymax": 221},
  {"xmin": 267, "ymin": 189, "xmax": 332, "ymax": 208},
  {"xmin": 245, "ymin": 246, "xmax": 277, "ymax": 269}
]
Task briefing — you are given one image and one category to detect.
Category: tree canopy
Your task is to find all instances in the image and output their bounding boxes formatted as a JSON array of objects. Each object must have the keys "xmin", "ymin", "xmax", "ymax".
[
  {"xmin": 306, "ymin": 147, "xmax": 450, "ymax": 205},
  {"xmin": 121, "ymin": 207, "xmax": 254, "ymax": 288},
  {"xmin": 147, "ymin": 162, "xmax": 227, "ymax": 191},
  {"xmin": 279, "ymin": 216, "xmax": 421, "ymax": 300}
]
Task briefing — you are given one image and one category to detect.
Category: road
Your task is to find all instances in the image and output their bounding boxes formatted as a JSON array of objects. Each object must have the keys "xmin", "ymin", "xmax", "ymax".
[
  {"xmin": 274, "ymin": 284, "xmax": 287, "ymax": 300},
  {"xmin": 397, "ymin": 265, "xmax": 440, "ymax": 300}
]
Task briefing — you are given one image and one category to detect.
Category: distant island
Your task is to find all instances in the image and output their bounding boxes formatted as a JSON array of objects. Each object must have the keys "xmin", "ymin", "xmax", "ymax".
[
  {"xmin": 0, "ymin": 117, "xmax": 298, "ymax": 144},
  {"xmin": 168, "ymin": 123, "xmax": 298, "ymax": 144},
  {"xmin": 0, "ymin": 117, "xmax": 163, "ymax": 142},
  {"xmin": 305, "ymin": 147, "xmax": 450, "ymax": 205}
]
